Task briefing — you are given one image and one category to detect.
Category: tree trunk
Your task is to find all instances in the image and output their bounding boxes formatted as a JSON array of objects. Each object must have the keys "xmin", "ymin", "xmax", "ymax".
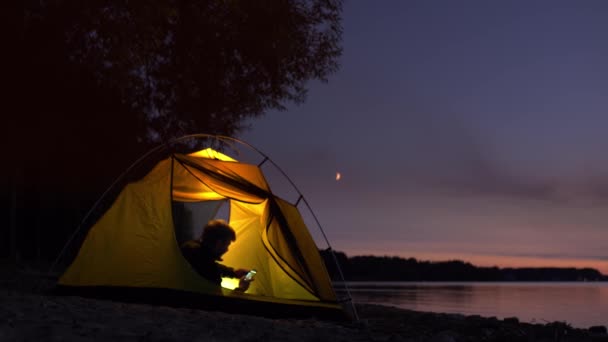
[{"xmin": 9, "ymin": 167, "xmax": 19, "ymax": 263}]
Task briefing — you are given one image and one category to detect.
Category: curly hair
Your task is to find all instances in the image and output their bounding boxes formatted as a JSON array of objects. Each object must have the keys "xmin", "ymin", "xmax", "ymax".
[{"xmin": 200, "ymin": 219, "xmax": 236, "ymax": 247}]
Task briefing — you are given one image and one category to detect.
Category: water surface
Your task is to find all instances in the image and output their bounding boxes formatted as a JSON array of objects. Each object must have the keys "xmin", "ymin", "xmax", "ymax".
[{"xmin": 336, "ymin": 282, "xmax": 608, "ymax": 329}]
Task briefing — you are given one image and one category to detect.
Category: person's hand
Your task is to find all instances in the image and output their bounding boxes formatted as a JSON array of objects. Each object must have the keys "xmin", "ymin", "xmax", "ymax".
[
  {"xmin": 234, "ymin": 269, "xmax": 249, "ymax": 278},
  {"xmin": 235, "ymin": 277, "xmax": 252, "ymax": 292}
]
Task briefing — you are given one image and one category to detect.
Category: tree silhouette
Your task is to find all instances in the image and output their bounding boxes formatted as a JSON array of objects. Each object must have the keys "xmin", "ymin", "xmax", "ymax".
[
  {"xmin": 23, "ymin": 0, "xmax": 342, "ymax": 142},
  {"xmin": 5, "ymin": 0, "xmax": 343, "ymax": 260},
  {"xmin": 319, "ymin": 250, "xmax": 607, "ymax": 282}
]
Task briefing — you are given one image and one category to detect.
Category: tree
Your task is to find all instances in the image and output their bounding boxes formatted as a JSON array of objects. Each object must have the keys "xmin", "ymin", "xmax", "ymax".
[
  {"xmin": 6, "ymin": 0, "xmax": 343, "ymax": 260},
  {"xmin": 23, "ymin": 0, "xmax": 343, "ymax": 142}
]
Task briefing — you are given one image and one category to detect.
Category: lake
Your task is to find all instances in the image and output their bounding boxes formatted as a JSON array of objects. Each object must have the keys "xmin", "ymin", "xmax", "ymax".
[{"xmin": 335, "ymin": 282, "xmax": 608, "ymax": 329}]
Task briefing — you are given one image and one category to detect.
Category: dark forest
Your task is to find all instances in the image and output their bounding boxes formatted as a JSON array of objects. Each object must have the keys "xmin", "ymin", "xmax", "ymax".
[{"xmin": 320, "ymin": 250, "xmax": 608, "ymax": 282}]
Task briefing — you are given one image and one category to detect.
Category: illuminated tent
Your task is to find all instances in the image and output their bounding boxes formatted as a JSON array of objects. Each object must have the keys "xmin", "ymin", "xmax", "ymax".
[{"xmin": 56, "ymin": 136, "xmax": 350, "ymax": 320}]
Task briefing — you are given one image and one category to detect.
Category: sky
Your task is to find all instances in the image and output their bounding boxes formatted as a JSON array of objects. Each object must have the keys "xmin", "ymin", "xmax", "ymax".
[{"xmin": 241, "ymin": 1, "xmax": 608, "ymax": 274}]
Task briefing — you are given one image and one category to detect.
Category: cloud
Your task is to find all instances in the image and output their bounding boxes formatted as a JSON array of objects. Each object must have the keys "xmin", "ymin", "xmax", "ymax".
[
  {"xmin": 393, "ymin": 115, "xmax": 608, "ymax": 204},
  {"xmin": 432, "ymin": 172, "xmax": 608, "ymax": 205},
  {"xmin": 588, "ymin": 179, "xmax": 608, "ymax": 202}
]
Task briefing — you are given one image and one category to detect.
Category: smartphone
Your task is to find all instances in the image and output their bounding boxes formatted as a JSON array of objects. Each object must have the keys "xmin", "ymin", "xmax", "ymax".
[{"xmin": 243, "ymin": 269, "xmax": 257, "ymax": 282}]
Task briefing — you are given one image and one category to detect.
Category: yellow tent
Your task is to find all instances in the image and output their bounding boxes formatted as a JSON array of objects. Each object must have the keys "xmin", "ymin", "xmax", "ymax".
[{"xmin": 57, "ymin": 141, "xmax": 348, "ymax": 320}]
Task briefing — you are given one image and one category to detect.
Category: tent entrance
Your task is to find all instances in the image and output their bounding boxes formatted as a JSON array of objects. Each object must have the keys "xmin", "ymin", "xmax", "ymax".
[{"xmin": 172, "ymin": 199, "xmax": 227, "ymax": 246}]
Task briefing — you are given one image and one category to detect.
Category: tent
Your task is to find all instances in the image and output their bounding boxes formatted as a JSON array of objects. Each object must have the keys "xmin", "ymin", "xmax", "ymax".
[{"xmin": 55, "ymin": 135, "xmax": 353, "ymax": 320}]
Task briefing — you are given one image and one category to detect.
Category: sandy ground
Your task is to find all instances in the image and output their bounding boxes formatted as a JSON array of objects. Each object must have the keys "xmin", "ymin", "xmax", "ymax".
[{"xmin": 2, "ymin": 262, "xmax": 607, "ymax": 342}]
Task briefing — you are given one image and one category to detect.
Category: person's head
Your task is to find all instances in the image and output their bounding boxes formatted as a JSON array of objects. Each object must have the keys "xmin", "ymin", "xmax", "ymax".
[{"xmin": 200, "ymin": 219, "xmax": 236, "ymax": 259}]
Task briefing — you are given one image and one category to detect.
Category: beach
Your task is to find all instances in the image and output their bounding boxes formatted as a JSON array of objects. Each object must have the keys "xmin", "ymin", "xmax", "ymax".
[{"xmin": 2, "ymin": 263, "xmax": 607, "ymax": 342}]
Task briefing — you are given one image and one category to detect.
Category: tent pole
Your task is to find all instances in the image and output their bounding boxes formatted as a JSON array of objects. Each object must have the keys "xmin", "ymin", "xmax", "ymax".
[
  {"xmin": 50, "ymin": 134, "xmax": 358, "ymax": 319},
  {"xmin": 179, "ymin": 134, "xmax": 360, "ymax": 320},
  {"xmin": 300, "ymin": 197, "xmax": 359, "ymax": 321}
]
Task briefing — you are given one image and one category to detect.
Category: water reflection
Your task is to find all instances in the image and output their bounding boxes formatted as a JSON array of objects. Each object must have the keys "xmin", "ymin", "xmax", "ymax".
[{"xmin": 336, "ymin": 282, "xmax": 608, "ymax": 328}]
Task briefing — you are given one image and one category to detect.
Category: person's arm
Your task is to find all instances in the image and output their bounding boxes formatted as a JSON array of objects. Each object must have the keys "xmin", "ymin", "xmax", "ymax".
[
  {"xmin": 217, "ymin": 264, "xmax": 252, "ymax": 292},
  {"xmin": 217, "ymin": 264, "xmax": 250, "ymax": 278},
  {"xmin": 217, "ymin": 263, "xmax": 237, "ymax": 278}
]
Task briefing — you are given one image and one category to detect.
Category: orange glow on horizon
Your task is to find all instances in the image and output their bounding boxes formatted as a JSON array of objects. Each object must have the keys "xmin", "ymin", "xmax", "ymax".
[{"xmin": 456, "ymin": 254, "xmax": 608, "ymax": 275}]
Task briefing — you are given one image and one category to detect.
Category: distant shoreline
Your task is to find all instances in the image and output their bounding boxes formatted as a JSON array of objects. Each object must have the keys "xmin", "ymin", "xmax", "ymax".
[{"xmin": 321, "ymin": 250, "xmax": 608, "ymax": 282}]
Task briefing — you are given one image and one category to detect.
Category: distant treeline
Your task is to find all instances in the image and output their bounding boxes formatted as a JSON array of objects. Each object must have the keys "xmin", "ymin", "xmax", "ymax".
[{"xmin": 319, "ymin": 250, "xmax": 608, "ymax": 282}]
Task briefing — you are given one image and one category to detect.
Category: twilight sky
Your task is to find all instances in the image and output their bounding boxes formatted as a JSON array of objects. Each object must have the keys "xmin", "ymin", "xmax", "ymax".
[{"xmin": 241, "ymin": 1, "xmax": 608, "ymax": 274}]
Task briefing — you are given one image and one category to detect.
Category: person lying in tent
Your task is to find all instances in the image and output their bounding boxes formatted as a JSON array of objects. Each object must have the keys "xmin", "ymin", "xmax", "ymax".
[{"xmin": 180, "ymin": 219, "xmax": 253, "ymax": 292}]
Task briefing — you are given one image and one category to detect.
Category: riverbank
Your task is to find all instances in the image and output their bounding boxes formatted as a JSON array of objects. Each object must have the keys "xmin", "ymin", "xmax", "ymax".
[{"xmin": 2, "ymin": 262, "xmax": 607, "ymax": 341}]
